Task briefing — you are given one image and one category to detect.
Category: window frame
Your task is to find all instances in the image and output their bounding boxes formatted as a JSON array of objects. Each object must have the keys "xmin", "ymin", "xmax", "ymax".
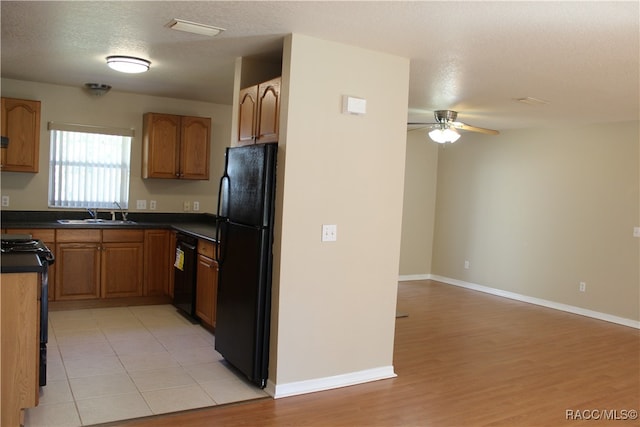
[{"xmin": 47, "ymin": 121, "xmax": 134, "ymax": 210}]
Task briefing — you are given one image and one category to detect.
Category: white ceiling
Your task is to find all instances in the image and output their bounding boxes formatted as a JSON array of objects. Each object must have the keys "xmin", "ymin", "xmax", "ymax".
[{"xmin": 1, "ymin": 1, "xmax": 638, "ymax": 131}]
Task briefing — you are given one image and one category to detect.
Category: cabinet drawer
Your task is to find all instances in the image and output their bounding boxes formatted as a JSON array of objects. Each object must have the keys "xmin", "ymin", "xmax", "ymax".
[
  {"xmin": 57, "ymin": 229, "xmax": 101, "ymax": 243},
  {"xmin": 102, "ymin": 229, "xmax": 144, "ymax": 243},
  {"xmin": 197, "ymin": 239, "xmax": 216, "ymax": 258},
  {"xmin": 7, "ymin": 228, "xmax": 55, "ymax": 243}
]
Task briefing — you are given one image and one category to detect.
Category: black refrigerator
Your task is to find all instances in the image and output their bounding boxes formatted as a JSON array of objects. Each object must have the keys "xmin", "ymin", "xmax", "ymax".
[{"xmin": 215, "ymin": 142, "xmax": 278, "ymax": 388}]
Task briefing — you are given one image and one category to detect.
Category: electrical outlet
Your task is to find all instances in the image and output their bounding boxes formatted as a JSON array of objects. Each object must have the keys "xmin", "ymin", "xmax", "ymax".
[
  {"xmin": 464, "ymin": 260, "xmax": 470, "ymax": 269},
  {"xmin": 1, "ymin": 195, "xmax": 9, "ymax": 207},
  {"xmin": 322, "ymin": 224, "xmax": 337, "ymax": 242},
  {"xmin": 183, "ymin": 201, "xmax": 190, "ymax": 212},
  {"xmin": 149, "ymin": 200, "xmax": 157, "ymax": 210},
  {"xmin": 136, "ymin": 199, "xmax": 147, "ymax": 210},
  {"xmin": 193, "ymin": 201, "xmax": 200, "ymax": 212},
  {"xmin": 634, "ymin": 227, "xmax": 640, "ymax": 238},
  {"xmin": 579, "ymin": 282, "xmax": 586, "ymax": 292}
]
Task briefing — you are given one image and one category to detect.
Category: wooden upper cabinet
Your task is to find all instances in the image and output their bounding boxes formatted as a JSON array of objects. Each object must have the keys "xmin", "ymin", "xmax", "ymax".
[
  {"xmin": 142, "ymin": 112, "xmax": 211, "ymax": 180},
  {"xmin": 1, "ymin": 97, "xmax": 41, "ymax": 173},
  {"xmin": 238, "ymin": 86, "xmax": 258, "ymax": 145},
  {"xmin": 142, "ymin": 113, "xmax": 180, "ymax": 179},
  {"xmin": 256, "ymin": 77, "xmax": 280, "ymax": 144},
  {"xmin": 237, "ymin": 76, "xmax": 280, "ymax": 145},
  {"xmin": 180, "ymin": 116, "xmax": 211, "ymax": 180}
]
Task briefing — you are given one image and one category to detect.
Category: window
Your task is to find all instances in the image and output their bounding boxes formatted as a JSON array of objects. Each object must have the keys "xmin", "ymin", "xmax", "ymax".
[{"xmin": 48, "ymin": 122, "xmax": 133, "ymax": 209}]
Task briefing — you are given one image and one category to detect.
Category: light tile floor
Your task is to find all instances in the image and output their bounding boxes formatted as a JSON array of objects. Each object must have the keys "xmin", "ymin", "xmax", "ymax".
[{"xmin": 25, "ymin": 305, "xmax": 268, "ymax": 426}]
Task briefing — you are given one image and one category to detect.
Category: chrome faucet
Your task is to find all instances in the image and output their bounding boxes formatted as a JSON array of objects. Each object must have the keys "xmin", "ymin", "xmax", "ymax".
[
  {"xmin": 113, "ymin": 201, "xmax": 128, "ymax": 221},
  {"xmin": 87, "ymin": 208, "xmax": 98, "ymax": 219}
]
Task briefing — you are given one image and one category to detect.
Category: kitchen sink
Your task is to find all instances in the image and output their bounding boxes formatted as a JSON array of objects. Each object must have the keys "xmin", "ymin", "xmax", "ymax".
[{"xmin": 57, "ymin": 219, "xmax": 137, "ymax": 225}]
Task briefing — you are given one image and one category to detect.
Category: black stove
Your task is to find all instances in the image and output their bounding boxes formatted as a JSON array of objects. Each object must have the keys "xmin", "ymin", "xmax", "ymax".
[
  {"xmin": 1, "ymin": 236, "xmax": 56, "ymax": 264},
  {"xmin": 1, "ymin": 234, "xmax": 54, "ymax": 386}
]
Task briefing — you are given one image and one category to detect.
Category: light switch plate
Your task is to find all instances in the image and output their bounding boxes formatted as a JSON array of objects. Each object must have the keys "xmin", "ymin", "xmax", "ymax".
[
  {"xmin": 136, "ymin": 199, "xmax": 147, "ymax": 210},
  {"xmin": 1, "ymin": 195, "xmax": 9, "ymax": 207},
  {"xmin": 342, "ymin": 95, "xmax": 366, "ymax": 115},
  {"xmin": 322, "ymin": 224, "xmax": 337, "ymax": 242},
  {"xmin": 634, "ymin": 227, "xmax": 640, "ymax": 238}
]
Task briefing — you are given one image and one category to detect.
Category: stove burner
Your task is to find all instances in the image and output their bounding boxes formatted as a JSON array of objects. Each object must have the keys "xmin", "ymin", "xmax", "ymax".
[
  {"xmin": 2, "ymin": 239, "xmax": 39, "ymax": 246},
  {"xmin": 1, "ymin": 238, "xmax": 55, "ymax": 264},
  {"xmin": 2, "ymin": 240, "xmax": 41, "ymax": 252}
]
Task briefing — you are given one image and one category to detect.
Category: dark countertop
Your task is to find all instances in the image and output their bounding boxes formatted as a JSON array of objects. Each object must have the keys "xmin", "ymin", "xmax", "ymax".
[
  {"xmin": 1, "ymin": 253, "xmax": 46, "ymax": 274},
  {"xmin": 1, "ymin": 211, "xmax": 219, "ymax": 243}
]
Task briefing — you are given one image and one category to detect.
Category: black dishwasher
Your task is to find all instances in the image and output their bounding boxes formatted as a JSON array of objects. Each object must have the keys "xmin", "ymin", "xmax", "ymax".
[{"xmin": 173, "ymin": 233, "xmax": 198, "ymax": 321}]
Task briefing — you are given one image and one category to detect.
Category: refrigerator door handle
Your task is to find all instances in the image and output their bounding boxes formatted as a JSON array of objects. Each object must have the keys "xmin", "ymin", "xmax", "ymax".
[
  {"xmin": 215, "ymin": 173, "xmax": 230, "ymax": 264},
  {"xmin": 217, "ymin": 175, "xmax": 230, "ymax": 219},
  {"xmin": 217, "ymin": 219, "xmax": 228, "ymax": 265}
]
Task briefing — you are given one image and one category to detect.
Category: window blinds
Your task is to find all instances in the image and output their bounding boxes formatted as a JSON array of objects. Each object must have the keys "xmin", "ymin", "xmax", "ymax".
[{"xmin": 48, "ymin": 122, "xmax": 133, "ymax": 209}]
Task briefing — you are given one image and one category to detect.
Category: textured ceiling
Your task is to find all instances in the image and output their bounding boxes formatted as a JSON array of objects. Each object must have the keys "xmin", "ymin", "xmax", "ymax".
[{"xmin": 1, "ymin": 1, "xmax": 638, "ymax": 131}]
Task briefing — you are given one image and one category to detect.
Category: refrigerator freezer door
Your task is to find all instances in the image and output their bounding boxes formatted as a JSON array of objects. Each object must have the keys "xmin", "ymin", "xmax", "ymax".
[
  {"xmin": 215, "ymin": 221, "xmax": 272, "ymax": 387},
  {"xmin": 224, "ymin": 143, "xmax": 277, "ymax": 227}
]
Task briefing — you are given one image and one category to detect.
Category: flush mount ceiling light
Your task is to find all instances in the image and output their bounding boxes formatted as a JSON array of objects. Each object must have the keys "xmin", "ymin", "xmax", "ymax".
[
  {"xmin": 428, "ymin": 126, "xmax": 461, "ymax": 144},
  {"xmin": 106, "ymin": 56, "xmax": 150, "ymax": 73},
  {"xmin": 168, "ymin": 18, "xmax": 225, "ymax": 36}
]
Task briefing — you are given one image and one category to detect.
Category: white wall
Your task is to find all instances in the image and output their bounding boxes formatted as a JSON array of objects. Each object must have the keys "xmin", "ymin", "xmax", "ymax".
[
  {"xmin": 1, "ymin": 78, "xmax": 232, "ymax": 214},
  {"xmin": 430, "ymin": 122, "xmax": 640, "ymax": 321},
  {"xmin": 399, "ymin": 129, "xmax": 439, "ymax": 276},
  {"xmin": 269, "ymin": 34, "xmax": 409, "ymax": 395}
]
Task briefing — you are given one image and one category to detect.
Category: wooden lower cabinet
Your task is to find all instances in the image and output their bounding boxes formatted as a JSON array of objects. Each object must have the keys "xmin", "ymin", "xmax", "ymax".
[
  {"xmin": 144, "ymin": 229, "xmax": 172, "ymax": 296},
  {"xmin": 101, "ymin": 230, "xmax": 144, "ymax": 298},
  {"xmin": 56, "ymin": 229, "xmax": 101, "ymax": 300},
  {"xmin": 196, "ymin": 240, "xmax": 218, "ymax": 329},
  {"xmin": 55, "ymin": 242, "xmax": 101, "ymax": 300},
  {"xmin": 55, "ymin": 229, "xmax": 144, "ymax": 300},
  {"xmin": 101, "ymin": 242, "xmax": 144, "ymax": 298},
  {"xmin": 1, "ymin": 272, "xmax": 40, "ymax": 427}
]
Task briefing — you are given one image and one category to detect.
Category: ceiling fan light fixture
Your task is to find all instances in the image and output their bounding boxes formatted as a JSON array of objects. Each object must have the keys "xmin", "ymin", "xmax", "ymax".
[
  {"xmin": 106, "ymin": 56, "xmax": 150, "ymax": 73},
  {"xmin": 169, "ymin": 19, "xmax": 225, "ymax": 36},
  {"xmin": 429, "ymin": 127, "xmax": 460, "ymax": 144}
]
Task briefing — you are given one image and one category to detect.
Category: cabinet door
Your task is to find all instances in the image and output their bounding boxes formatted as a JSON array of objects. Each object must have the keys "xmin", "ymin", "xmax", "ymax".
[
  {"xmin": 195, "ymin": 253, "xmax": 218, "ymax": 328},
  {"xmin": 1, "ymin": 272, "xmax": 40, "ymax": 427},
  {"xmin": 256, "ymin": 77, "xmax": 280, "ymax": 144},
  {"xmin": 180, "ymin": 116, "xmax": 211, "ymax": 180},
  {"xmin": 238, "ymin": 85, "xmax": 258, "ymax": 146},
  {"xmin": 1, "ymin": 97, "xmax": 41, "ymax": 172},
  {"xmin": 144, "ymin": 229, "xmax": 171, "ymax": 296},
  {"xmin": 142, "ymin": 113, "xmax": 181, "ymax": 178},
  {"xmin": 55, "ymin": 243, "xmax": 101, "ymax": 300},
  {"xmin": 101, "ymin": 242, "xmax": 144, "ymax": 298}
]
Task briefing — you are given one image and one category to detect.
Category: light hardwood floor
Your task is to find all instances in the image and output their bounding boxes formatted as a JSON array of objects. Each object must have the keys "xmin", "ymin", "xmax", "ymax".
[{"xmin": 115, "ymin": 280, "xmax": 639, "ymax": 426}]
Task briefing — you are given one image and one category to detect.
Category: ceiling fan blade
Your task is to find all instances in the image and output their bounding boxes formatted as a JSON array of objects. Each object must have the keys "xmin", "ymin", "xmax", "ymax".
[
  {"xmin": 407, "ymin": 122, "xmax": 437, "ymax": 131},
  {"xmin": 451, "ymin": 121, "xmax": 499, "ymax": 135}
]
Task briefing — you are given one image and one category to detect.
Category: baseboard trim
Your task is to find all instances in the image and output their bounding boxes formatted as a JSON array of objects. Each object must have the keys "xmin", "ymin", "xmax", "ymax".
[
  {"xmin": 399, "ymin": 274, "xmax": 431, "ymax": 282},
  {"xmin": 267, "ymin": 366, "xmax": 396, "ymax": 399},
  {"xmin": 419, "ymin": 274, "xmax": 639, "ymax": 329}
]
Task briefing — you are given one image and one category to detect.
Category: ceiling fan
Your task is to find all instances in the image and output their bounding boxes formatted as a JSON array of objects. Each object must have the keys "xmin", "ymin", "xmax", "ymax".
[{"xmin": 408, "ymin": 110, "xmax": 499, "ymax": 143}]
